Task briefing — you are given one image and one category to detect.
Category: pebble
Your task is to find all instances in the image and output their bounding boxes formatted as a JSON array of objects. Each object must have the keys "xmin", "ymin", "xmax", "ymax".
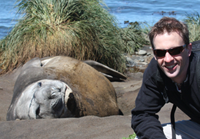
[{"xmin": 136, "ymin": 50, "xmax": 147, "ymax": 56}]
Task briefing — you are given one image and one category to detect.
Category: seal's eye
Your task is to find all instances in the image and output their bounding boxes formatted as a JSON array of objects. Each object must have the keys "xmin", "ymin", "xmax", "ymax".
[
  {"xmin": 51, "ymin": 87, "xmax": 61, "ymax": 92},
  {"xmin": 49, "ymin": 87, "xmax": 62, "ymax": 99}
]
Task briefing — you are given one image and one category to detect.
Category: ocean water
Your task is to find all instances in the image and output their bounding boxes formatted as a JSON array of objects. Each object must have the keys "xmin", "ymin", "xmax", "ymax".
[
  {"xmin": 104, "ymin": 0, "xmax": 200, "ymax": 27},
  {"xmin": 0, "ymin": 0, "xmax": 200, "ymax": 39},
  {"xmin": 0, "ymin": 0, "xmax": 20, "ymax": 39}
]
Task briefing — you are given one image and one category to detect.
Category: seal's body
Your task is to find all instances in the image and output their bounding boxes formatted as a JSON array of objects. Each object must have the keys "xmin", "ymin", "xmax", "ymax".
[{"xmin": 7, "ymin": 56, "xmax": 120, "ymax": 120}]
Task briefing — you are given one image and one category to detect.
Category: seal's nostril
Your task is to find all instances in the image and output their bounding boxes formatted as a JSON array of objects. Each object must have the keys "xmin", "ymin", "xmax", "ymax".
[
  {"xmin": 36, "ymin": 107, "xmax": 40, "ymax": 116},
  {"xmin": 51, "ymin": 99, "xmax": 63, "ymax": 112},
  {"xmin": 58, "ymin": 88, "xmax": 61, "ymax": 92}
]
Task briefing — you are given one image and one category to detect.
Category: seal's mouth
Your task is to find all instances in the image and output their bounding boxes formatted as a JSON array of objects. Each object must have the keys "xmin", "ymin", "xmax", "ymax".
[{"xmin": 36, "ymin": 106, "xmax": 41, "ymax": 119}]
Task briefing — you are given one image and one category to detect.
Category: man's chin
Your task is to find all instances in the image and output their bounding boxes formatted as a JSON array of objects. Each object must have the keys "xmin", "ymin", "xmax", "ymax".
[{"xmin": 163, "ymin": 70, "xmax": 178, "ymax": 79}]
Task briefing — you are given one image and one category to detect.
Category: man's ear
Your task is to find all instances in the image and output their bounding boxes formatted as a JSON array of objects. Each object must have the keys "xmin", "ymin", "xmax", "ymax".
[{"xmin": 187, "ymin": 43, "xmax": 192, "ymax": 56}]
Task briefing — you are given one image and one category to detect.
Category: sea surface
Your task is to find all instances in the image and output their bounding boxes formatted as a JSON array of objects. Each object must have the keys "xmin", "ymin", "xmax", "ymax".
[{"xmin": 0, "ymin": 0, "xmax": 200, "ymax": 39}]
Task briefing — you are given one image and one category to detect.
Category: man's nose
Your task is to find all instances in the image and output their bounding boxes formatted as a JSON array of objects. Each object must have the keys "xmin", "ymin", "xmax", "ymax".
[{"xmin": 164, "ymin": 52, "xmax": 174, "ymax": 62}]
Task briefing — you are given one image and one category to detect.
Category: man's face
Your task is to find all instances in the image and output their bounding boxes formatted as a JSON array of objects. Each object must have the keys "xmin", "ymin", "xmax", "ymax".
[{"xmin": 153, "ymin": 31, "xmax": 192, "ymax": 83}]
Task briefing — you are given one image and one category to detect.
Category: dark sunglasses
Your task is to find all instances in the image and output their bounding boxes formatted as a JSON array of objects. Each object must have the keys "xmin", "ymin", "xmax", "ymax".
[{"xmin": 153, "ymin": 45, "xmax": 186, "ymax": 58}]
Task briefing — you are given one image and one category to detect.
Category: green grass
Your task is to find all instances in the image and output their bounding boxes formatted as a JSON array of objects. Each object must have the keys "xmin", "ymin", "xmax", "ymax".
[
  {"xmin": 0, "ymin": 0, "xmax": 126, "ymax": 73},
  {"xmin": 120, "ymin": 22, "xmax": 149, "ymax": 55},
  {"xmin": 122, "ymin": 133, "xmax": 137, "ymax": 139},
  {"xmin": 184, "ymin": 12, "xmax": 200, "ymax": 42}
]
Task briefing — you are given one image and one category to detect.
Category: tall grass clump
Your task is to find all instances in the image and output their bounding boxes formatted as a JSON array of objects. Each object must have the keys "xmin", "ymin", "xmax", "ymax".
[
  {"xmin": 184, "ymin": 12, "xmax": 200, "ymax": 42},
  {"xmin": 0, "ymin": 0, "xmax": 126, "ymax": 74},
  {"xmin": 120, "ymin": 22, "xmax": 149, "ymax": 55}
]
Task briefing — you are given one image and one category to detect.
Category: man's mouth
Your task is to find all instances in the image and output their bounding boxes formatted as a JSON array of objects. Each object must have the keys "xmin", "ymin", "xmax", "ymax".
[
  {"xmin": 166, "ymin": 65, "xmax": 175, "ymax": 68},
  {"xmin": 165, "ymin": 63, "xmax": 177, "ymax": 70}
]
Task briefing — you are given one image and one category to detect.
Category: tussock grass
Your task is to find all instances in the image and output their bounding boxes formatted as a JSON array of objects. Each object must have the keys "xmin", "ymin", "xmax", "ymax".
[
  {"xmin": 120, "ymin": 22, "xmax": 150, "ymax": 54},
  {"xmin": 184, "ymin": 12, "xmax": 200, "ymax": 42},
  {"xmin": 0, "ymin": 0, "xmax": 126, "ymax": 74}
]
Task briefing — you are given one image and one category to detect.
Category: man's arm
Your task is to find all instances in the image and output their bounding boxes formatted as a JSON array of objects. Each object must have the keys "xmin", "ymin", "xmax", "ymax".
[{"xmin": 131, "ymin": 59, "xmax": 166, "ymax": 139}]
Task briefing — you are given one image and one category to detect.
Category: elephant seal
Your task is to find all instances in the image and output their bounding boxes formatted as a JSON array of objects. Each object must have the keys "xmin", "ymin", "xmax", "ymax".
[
  {"xmin": 7, "ymin": 56, "xmax": 121, "ymax": 120},
  {"xmin": 84, "ymin": 60, "xmax": 127, "ymax": 81}
]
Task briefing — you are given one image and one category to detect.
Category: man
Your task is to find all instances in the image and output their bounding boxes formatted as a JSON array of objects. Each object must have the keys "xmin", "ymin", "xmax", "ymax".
[{"xmin": 131, "ymin": 17, "xmax": 200, "ymax": 138}]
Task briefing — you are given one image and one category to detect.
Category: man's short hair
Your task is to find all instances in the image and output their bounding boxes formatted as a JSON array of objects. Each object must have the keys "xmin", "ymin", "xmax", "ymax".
[{"xmin": 149, "ymin": 17, "xmax": 189, "ymax": 49}]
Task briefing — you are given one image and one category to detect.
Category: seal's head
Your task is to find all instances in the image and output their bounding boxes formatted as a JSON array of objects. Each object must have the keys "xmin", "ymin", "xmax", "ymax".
[{"xmin": 14, "ymin": 79, "xmax": 72, "ymax": 120}]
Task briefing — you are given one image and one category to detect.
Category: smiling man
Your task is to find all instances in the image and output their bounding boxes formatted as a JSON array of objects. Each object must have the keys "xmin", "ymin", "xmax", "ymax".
[
  {"xmin": 153, "ymin": 31, "xmax": 191, "ymax": 84},
  {"xmin": 131, "ymin": 17, "xmax": 200, "ymax": 139}
]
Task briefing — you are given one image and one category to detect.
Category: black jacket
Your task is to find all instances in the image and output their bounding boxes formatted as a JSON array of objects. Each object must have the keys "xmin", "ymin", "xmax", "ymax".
[{"xmin": 131, "ymin": 52, "xmax": 200, "ymax": 139}]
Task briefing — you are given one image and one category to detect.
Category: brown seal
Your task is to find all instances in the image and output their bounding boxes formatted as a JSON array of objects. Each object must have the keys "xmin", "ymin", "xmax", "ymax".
[{"xmin": 7, "ymin": 56, "xmax": 120, "ymax": 120}]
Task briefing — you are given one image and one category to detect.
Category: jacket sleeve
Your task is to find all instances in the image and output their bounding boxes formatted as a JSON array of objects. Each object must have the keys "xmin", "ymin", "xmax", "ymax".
[{"xmin": 131, "ymin": 59, "xmax": 166, "ymax": 139}]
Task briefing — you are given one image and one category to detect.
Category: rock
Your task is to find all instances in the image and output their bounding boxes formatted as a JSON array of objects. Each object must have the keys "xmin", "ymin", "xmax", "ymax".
[
  {"xmin": 126, "ymin": 57, "xmax": 135, "ymax": 67},
  {"xmin": 139, "ymin": 58, "xmax": 145, "ymax": 62},
  {"xmin": 147, "ymin": 52, "xmax": 151, "ymax": 56},
  {"xmin": 136, "ymin": 50, "xmax": 147, "ymax": 56},
  {"xmin": 140, "ymin": 62, "xmax": 148, "ymax": 65}
]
